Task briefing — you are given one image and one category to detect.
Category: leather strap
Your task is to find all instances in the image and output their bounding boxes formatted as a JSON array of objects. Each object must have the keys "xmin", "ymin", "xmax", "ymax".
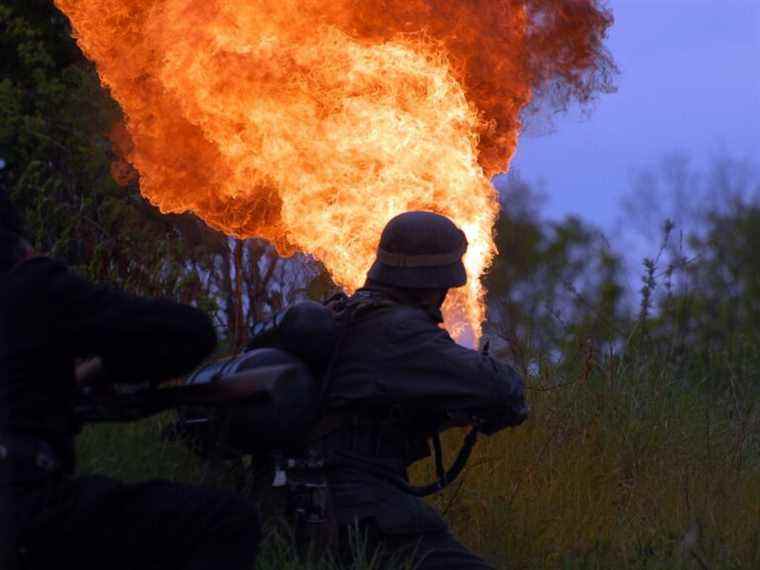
[{"xmin": 375, "ymin": 243, "xmax": 467, "ymax": 268}]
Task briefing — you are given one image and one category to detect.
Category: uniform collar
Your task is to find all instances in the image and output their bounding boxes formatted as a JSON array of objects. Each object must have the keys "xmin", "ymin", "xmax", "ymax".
[{"xmin": 357, "ymin": 285, "xmax": 444, "ymax": 323}]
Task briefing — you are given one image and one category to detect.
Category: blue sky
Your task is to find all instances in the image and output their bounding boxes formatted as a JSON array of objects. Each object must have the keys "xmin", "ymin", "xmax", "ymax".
[{"xmin": 507, "ymin": 0, "xmax": 760, "ymax": 229}]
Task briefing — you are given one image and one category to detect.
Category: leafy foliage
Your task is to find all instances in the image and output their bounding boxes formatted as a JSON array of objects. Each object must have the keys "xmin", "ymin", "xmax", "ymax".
[{"xmin": 486, "ymin": 173, "xmax": 626, "ymax": 374}]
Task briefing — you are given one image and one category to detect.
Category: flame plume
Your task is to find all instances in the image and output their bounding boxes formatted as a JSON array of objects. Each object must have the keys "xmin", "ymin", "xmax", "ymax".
[{"xmin": 54, "ymin": 0, "xmax": 614, "ymax": 337}]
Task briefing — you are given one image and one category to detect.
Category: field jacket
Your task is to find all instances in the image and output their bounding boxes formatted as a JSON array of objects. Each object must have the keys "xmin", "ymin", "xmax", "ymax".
[{"xmin": 322, "ymin": 287, "xmax": 527, "ymax": 532}]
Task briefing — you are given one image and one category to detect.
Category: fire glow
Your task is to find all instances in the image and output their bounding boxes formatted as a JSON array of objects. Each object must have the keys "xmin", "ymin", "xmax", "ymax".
[{"xmin": 54, "ymin": 0, "xmax": 614, "ymax": 337}]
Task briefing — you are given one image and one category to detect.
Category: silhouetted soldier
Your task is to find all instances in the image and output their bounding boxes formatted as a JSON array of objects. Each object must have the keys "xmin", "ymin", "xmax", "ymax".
[
  {"xmin": 317, "ymin": 211, "xmax": 528, "ymax": 569},
  {"xmin": 0, "ymin": 193, "xmax": 260, "ymax": 570}
]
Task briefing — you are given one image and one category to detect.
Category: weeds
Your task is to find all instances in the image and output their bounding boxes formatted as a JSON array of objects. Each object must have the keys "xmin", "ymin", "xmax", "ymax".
[
  {"xmin": 77, "ymin": 236, "xmax": 760, "ymax": 569},
  {"xmin": 77, "ymin": 327, "xmax": 759, "ymax": 570}
]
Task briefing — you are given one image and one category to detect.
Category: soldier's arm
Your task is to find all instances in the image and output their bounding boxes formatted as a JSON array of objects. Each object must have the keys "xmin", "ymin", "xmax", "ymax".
[
  {"xmin": 48, "ymin": 259, "xmax": 217, "ymax": 383},
  {"xmin": 382, "ymin": 308, "xmax": 527, "ymax": 432}
]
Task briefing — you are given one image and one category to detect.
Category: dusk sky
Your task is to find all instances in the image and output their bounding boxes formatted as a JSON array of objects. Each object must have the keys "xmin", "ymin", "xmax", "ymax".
[{"xmin": 506, "ymin": 0, "xmax": 760, "ymax": 229}]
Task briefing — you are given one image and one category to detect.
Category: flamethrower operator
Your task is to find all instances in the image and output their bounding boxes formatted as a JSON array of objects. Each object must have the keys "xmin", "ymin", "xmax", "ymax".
[
  {"xmin": 309, "ymin": 211, "xmax": 528, "ymax": 569},
  {"xmin": 173, "ymin": 211, "xmax": 528, "ymax": 569}
]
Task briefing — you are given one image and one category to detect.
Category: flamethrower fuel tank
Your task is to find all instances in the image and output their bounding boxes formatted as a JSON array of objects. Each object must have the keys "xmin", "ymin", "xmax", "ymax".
[{"xmin": 181, "ymin": 348, "xmax": 321, "ymax": 452}]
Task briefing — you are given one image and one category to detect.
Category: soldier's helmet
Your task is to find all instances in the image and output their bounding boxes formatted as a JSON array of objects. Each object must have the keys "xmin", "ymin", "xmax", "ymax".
[{"xmin": 366, "ymin": 211, "xmax": 468, "ymax": 289}]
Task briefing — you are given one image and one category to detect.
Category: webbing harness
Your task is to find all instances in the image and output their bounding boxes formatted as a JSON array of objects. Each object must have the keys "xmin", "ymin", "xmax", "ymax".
[
  {"xmin": 394, "ymin": 427, "xmax": 479, "ymax": 497},
  {"xmin": 318, "ymin": 292, "xmax": 479, "ymax": 498}
]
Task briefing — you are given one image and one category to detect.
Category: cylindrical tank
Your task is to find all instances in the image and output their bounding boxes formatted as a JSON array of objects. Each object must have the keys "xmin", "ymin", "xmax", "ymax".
[{"xmin": 180, "ymin": 348, "xmax": 321, "ymax": 453}]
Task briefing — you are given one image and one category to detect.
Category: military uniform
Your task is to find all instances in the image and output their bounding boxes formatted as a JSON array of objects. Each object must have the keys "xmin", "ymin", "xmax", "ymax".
[
  {"xmin": 0, "ymin": 257, "xmax": 260, "ymax": 569},
  {"xmin": 302, "ymin": 211, "xmax": 527, "ymax": 569},
  {"xmin": 315, "ymin": 286, "xmax": 526, "ymax": 569}
]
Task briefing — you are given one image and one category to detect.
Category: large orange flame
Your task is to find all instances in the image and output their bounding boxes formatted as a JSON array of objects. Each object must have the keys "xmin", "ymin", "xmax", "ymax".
[{"xmin": 54, "ymin": 0, "xmax": 614, "ymax": 337}]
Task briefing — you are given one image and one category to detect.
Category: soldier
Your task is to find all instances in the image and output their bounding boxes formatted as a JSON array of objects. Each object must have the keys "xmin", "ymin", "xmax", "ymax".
[
  {"xmin": 0, "ymin": 193, "xmax": 260, "ymax": 570},
  {"xmin": 315, "ymin": 211, "xmax": 528, "ymax": 569}
]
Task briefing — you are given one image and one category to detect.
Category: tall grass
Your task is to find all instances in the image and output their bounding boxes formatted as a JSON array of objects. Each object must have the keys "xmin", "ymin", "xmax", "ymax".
[
  {"xmin": 414, "ymin": 339, "xmax": 760, "ymax": 569},
  {"xmin": 77, "ymin": 334, "xmax": 759, "ymax": 569},
  {"xmin": 77, "ymin": 265, "xmax": 760, "ymax": 569}
]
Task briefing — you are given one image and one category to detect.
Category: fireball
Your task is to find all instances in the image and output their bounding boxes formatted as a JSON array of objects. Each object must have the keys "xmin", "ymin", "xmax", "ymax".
[{"xmin": 54, "ymin": 0, "xmax": 615, "ymax": 337}]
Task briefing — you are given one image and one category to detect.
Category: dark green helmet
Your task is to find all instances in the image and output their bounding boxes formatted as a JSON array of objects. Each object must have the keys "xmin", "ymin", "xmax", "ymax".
[{"xmin": 366, "ymin": 211, "xmax": 468, "ymax": 289}]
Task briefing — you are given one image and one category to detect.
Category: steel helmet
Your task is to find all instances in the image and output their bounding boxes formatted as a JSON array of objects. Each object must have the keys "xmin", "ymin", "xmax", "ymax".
[{"xmin": 366, "ymin": 211, "xmax": 468, "ymax": 289}]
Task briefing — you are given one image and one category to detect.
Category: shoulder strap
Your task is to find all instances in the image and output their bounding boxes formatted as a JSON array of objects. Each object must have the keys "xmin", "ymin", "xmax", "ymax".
[{"xmin": 318, "ymin": 290, "xmax": 401, "ymax": 407}]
